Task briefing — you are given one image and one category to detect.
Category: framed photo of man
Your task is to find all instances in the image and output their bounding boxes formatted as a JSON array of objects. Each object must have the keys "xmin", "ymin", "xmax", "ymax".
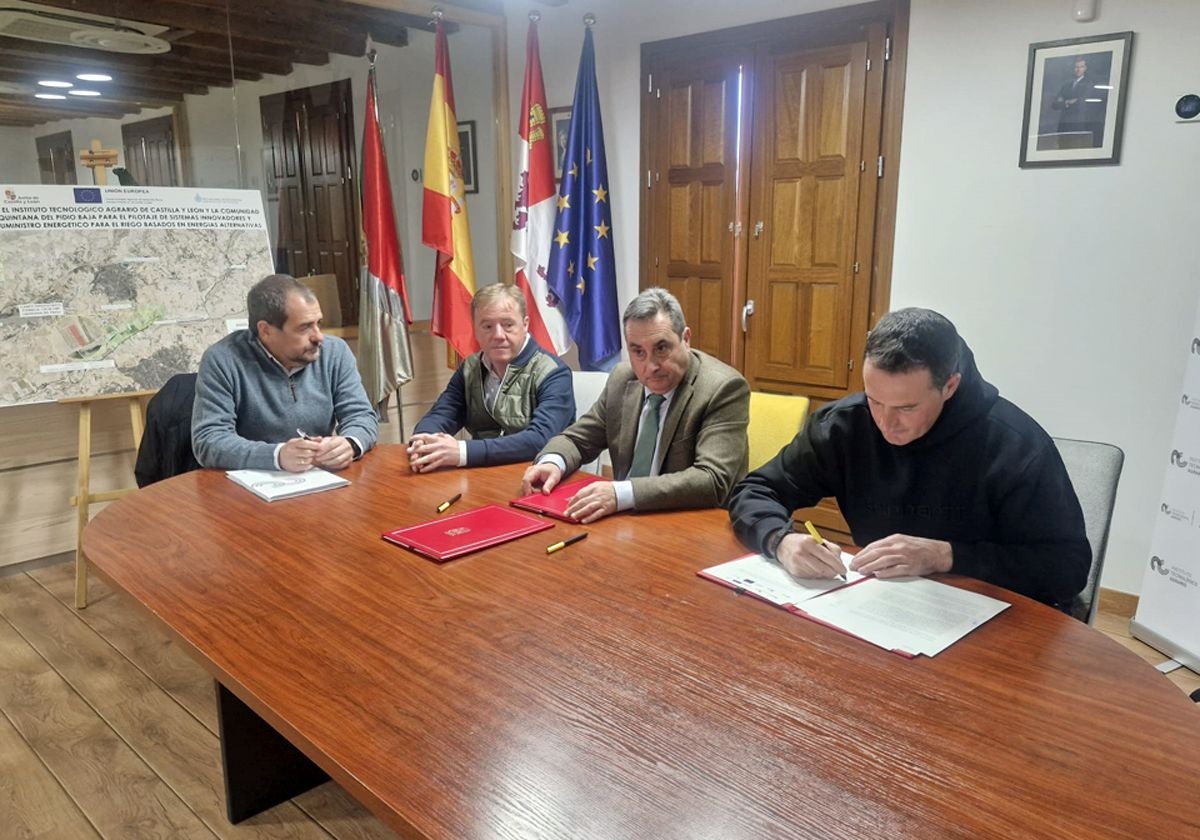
[
  {"xmin": 1019, "ymin": 31, "xmax": 1134, "ymax": 168},
  {"xmin": 548, "ymin": 106, "xmax": 572, "ymax": 181},
  {"xmin": 456, "ymin": 120, "xmax": 479, "ymax": 194}
]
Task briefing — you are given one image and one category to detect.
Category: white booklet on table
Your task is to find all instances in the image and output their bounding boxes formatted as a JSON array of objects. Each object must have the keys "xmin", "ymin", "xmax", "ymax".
[
  {"xmin": 225, "ymin": 468, "xmax": 349, "ymax": 502},
  {"xmin": 699, "ymin": 553, "xmax": 1009, "ymax": 658}
]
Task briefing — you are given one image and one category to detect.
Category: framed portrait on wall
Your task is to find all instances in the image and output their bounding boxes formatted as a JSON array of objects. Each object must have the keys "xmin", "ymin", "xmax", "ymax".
[
  {"xmin": 456, "ymin": 120, "xmax": 478, "ymax": 194},
  {"xmin": 1019, "ymin": 31, "xmax": 1134, "ymax": 168},
  {"xmin": 548, "ymin": 106, "xmax": 572, "ymax": 180}
]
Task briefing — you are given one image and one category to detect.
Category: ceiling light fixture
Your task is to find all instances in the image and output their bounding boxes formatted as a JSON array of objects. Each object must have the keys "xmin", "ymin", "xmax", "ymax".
[
  {"xmin": 38, "ymin": 79, "xmax": 73, "ymax": 88},
  {"xmin": 76, "ymin": 73, "xmax": 113, "ymax": 82},
  {"xmin": 35, "ymin": 92, "xmax": 67, "ymax": 99},
  {"xmin": 69, "ymin": 89, "xmax": 101, "ymax": 96}
]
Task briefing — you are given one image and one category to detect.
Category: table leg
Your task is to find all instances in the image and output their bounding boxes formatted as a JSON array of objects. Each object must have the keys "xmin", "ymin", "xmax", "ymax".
[{"xmin": 215, "ymin": 682, "xmax": 329, "ymax": 823}]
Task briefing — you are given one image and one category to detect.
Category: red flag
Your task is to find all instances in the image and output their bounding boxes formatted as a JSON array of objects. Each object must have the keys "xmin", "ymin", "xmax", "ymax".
[
  {"xmin": 422, "ymin": 21, "xmax": 478, "ymax": 358},
  {"xmin": 511, "ymin": 19, "xmax": 570, "ymax": 355},
  {"xmin": 358, "ymin": 57, "xmax": 413, "ymax": 408},
  {"xmin": 363, "ymin": 64, "xmax": 411, "ymax": 323}
]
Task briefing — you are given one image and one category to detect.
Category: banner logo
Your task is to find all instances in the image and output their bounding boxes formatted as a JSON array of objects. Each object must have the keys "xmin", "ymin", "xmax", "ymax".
[
  {"xmin": 1149, "ymin": 555, "xmax": 1170, "ymax": 575},
  {"xmin": 1171, "ymin": 449, "xmax": 1187, "ymax": 467},
  {"xmin": 73, "ymin": 188, "xmax": 102, "ymax": 204}
]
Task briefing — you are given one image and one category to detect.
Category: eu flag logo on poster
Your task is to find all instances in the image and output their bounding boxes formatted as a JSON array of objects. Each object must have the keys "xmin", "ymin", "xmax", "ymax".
[
  {"xmin": 73, "ymin": 188, "xmax": 102, "ymax": 204},
  {"xmin": 544, "ymin": 27, "xmax": 621, "ymax": 371}
]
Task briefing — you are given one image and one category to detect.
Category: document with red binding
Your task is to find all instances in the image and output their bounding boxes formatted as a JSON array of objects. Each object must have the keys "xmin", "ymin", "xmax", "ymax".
[
  {"xmin": 509, "ymin": 474, "xmax": 606, "ymax": 522},
  {"xmin": 382, "ymin": 504, "xmax": 554, "ymax": 563},
  {"xmin": 700, "ymin": 553, "xmax": 1008, "ymax": 657}
]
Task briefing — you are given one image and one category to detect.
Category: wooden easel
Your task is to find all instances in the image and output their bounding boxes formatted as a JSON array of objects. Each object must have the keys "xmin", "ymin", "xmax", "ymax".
[
  {"xmin": 79, "ymin": 138, "xmax": 119, "ymax": 185},
  {"xmin": 60, "ymin": 390, "xmax": 155, "ymax": 608}
]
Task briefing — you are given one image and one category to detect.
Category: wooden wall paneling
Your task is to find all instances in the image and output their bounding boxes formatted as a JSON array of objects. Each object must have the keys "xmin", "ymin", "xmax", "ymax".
[{"xmin": 0, "ymin": 450, "xmax": 135, "ymax": 568}]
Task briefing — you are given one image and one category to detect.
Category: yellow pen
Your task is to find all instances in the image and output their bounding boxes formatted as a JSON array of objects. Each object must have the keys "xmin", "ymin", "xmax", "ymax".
[
  {"xmin": 436, "ymin": 493, "xmax": 462, "ymax": 513},
  {"xmin": 804, "ymin": 520, "xmax": 846, "ymax": 580}
]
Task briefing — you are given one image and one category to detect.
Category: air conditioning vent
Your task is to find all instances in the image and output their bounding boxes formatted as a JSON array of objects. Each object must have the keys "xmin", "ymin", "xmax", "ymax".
[{"xmin": 0, "ymin": 11, "xmax": 170, "ymax": 54}]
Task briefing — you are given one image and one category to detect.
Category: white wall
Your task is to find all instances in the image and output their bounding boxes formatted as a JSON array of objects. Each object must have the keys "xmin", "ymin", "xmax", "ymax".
[
  {"xmin": 0, "ymin": 126, "xmax": 37, "ymax": 182},
  {"xmin": 501, "ymin": 0, "xmax": 1199, "ymax": 595}
]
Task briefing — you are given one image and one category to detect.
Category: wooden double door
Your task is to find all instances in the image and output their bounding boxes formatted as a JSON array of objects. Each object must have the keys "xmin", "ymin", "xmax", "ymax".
[
  {"xmin": 261, "ymin": 79, "xmax": 360, "ymax": 324},
  {"xmin": 641, "ymin": 5, "xmax": 901, "ymax": 404}
]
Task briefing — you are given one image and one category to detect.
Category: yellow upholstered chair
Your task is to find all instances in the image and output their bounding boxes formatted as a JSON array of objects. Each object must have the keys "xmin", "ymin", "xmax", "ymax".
[{"xmin": 747, "ymin": 391, "xmax": 810, "ymax": 471}]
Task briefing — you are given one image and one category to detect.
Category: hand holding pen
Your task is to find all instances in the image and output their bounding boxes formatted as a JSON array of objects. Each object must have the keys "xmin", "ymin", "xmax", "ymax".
[{"xmin": 775, "ymin": 520, "xmax": 846, "ymax": 580}]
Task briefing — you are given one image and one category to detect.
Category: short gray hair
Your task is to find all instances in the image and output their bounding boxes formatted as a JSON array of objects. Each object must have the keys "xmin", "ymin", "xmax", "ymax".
[
  {"xmin": 622, "ymin": 287, "xmax": 686, "ymax": 337},
  {"xmin": 248, "ymin": 274, "xmax": 315, "ymax": 329}
]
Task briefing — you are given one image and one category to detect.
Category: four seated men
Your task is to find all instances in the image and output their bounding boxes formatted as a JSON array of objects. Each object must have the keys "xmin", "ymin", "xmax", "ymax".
[{"xmin": 190, "ymin": 276, "xmax": 1087, "ymax": 608}]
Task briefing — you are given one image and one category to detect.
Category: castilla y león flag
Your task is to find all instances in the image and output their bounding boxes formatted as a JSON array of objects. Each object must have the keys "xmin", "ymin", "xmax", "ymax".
[
  {"xmin": 422, "ymin": 20, "xmax": 478, "ymax": 358},
  {"xmin": 511, "ymin": 18, "xmax": 569, "ymax": 356}
]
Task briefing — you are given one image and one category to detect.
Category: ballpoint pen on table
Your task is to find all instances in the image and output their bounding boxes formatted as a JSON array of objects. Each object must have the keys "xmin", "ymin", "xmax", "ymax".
[
  {"xmin": 546, "ymin": 533, "xmax": 587, "ymax": 554},
  {"xmin": 436, "ymin": 493, "xmax": 462, "ymax": 513}
]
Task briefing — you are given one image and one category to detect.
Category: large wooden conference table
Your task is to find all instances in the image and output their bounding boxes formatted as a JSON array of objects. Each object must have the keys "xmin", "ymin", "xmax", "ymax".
[{"xmin": 83, "ymin": 445, "xmax": 1200, "ymax": 839}]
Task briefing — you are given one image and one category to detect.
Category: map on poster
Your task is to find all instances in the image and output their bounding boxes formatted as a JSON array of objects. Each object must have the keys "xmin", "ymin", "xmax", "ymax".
[{"xmin": 0, "ymin": 185, "xmax": 274, "ymax": 407}]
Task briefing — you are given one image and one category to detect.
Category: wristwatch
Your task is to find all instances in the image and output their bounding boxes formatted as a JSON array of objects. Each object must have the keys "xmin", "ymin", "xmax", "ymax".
[
  {"xmin": 347, "ymin": 438, "xmax": 362, "ymax": 459},
  {"xmin": 765, "ymin": 525, "xmax": 794, "ymax": 560}
]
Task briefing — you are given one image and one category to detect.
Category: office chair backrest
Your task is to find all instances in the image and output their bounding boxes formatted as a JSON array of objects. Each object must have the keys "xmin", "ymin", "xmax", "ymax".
[
  {"xmin": 572, "ymin": 370, "xmax": 611, "ymax": 475},
  {"xmin": 1052, "ymin": 437, "xmax": 1124, "ymax": 624},
  {"xmin": 748, "ymin": 391, "xmax": 810, "ymax": 471}
]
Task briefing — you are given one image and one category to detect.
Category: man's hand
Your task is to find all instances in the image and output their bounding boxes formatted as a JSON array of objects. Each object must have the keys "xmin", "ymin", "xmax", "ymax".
[
  {"xmin": 313, "ymin": 435, "xmax": 354, "ymax": 471},
  {"xmin": 563, "ymin": 481, "xmax": 617, "ymax": 524},
  {"xmin": 520, "ymin": 461, "xmax": 563, "ymax": 496},
  {"xmin": 407, "ymin": 433, "xmax": 460, "ymax": 473},
  {"xmin": 279, "ymin": 437, "xmax": 320, "ymax": 473},
  {"xmin": 849, "ymin": 534, "xmax": 953, "ymax": 578},
  {"xmin": 776, "ymin": 533, "xmax": 846, "ymax": 579}
]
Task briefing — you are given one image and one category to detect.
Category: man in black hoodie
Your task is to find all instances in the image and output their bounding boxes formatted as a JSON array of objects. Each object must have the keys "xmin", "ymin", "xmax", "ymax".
[{"xmin": 728, "ymin": 308, "xmax": 1090, "ymax": 609}]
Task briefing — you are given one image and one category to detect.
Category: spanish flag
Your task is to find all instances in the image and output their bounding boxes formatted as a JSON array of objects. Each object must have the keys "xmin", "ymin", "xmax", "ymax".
[{"xmin": 422, "ymin": 20, "xmax": 478, "ymax": 358}]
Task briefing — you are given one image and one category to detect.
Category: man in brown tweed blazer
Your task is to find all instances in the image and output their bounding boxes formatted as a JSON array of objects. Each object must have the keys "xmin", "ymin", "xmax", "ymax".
[{"xmin": 521, "ymin": 287, "xmax": 749, "ymax": 524}]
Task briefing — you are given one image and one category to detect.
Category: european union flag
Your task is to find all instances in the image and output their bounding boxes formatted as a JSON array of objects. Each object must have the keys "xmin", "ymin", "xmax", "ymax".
[
  {"xmin": 545, "ymin": 26, "xmax": 621, "ymax": 371},
  {"xmin": 73, "ymin": 188, "xmax": 102, "ymax": 204}
]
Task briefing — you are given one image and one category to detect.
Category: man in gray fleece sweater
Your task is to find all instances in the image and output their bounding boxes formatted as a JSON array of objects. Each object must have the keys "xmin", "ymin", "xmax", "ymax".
[{"xmin": 192, "ymin": 274, "xmax": 378, "ymax": 473}]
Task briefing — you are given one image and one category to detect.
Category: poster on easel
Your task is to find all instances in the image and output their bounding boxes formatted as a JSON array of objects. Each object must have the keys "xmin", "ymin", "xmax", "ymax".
[
  {"xmin": 1132, "ymin": 311, "xmax": 1200, "ymax": 671},
  {"xmin": 0, "ymin": 185, "xmax": 273, "ymax": 407}
]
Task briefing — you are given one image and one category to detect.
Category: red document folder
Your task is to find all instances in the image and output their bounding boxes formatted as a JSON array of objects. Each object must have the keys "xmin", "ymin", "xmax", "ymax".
[
  {"xmin": 382, "ymin": 504, "xmax": 554, "ymax": 562},
  {"xmin": 509, "ymin": 474, "xmax": 606, "ymax": 522}
]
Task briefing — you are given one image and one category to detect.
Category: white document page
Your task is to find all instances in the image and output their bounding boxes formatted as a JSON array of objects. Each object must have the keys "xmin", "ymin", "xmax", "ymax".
[
  {"xmin": 800, "ymin": 576, "xmax": 1010, "ymax": 657},
  {"xmin": 225, "ymin": 468, "xmax": 349, "ymax": 501},
  {"xmin": 701, "ymin": 552, "xmax": 865, "ymax": 606}
]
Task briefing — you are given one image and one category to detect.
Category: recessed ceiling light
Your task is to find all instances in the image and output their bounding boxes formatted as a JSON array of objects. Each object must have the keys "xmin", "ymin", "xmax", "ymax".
[
  {"xmin": 69, "ymin": 90, "xmax": 101, "ymax": 96},
  {"xmin": 35, "ymin": 93, "xmax": 67, "ymax": 100},
  {"xmin": 38, "ymin": 80, "xmax": 73, "ymax": 88},
  {"xmin": 76, "ymin": 73, "xmax": 113, "ymax": 82}
]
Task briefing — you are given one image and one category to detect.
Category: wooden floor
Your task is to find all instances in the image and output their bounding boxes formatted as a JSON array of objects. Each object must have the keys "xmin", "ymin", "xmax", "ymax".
[{"xmin": 2, "ymin": 326, "xmax": 1197, "ymax": 838}]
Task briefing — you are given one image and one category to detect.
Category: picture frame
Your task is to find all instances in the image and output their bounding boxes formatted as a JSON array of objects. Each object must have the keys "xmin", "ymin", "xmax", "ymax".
[
  {"xmin": 1019, "ymin": 31, "xmax": 1134, "ymax": 168},
  {"xmin": 456, "ymin": 120, "xmax": 478, "ymax": 194},
  {"xmin": 548, "ymin": 106, "xmax": 572, "ymax": 180}
]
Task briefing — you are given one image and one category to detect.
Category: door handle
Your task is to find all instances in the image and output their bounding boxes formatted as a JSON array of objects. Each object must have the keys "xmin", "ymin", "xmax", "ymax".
[
  {"xmin": 753, "ymin": 221, "xmax": 764, "ymax": 239},
  {"xmin": 741, "ymin": 299, "xmax": 755, "ymax": 332}
]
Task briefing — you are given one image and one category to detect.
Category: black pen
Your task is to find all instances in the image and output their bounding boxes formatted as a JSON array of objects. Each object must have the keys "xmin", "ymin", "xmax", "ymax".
[
  {"xmin": 546, "ymin": 533, "xmax": 587, "ymax": 555},
  {"xmin": 436, "ymin": 493, "xmax": 462, "ymax": 513}
]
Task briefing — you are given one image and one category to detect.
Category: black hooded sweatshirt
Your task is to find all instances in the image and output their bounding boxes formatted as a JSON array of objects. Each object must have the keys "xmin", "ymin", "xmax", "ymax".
[{"xmin": 728, "ymin": 340, "xmax": 1090, "ymax": 608}]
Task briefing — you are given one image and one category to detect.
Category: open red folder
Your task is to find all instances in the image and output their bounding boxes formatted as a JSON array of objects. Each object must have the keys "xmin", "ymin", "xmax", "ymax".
[
  {"xmin": 509, "ymin": 474, "xmax": 606, "ymax": 522},
  {"xmin": 382, "ymin": 504, "xmax": 554, "ymax": 562}
]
